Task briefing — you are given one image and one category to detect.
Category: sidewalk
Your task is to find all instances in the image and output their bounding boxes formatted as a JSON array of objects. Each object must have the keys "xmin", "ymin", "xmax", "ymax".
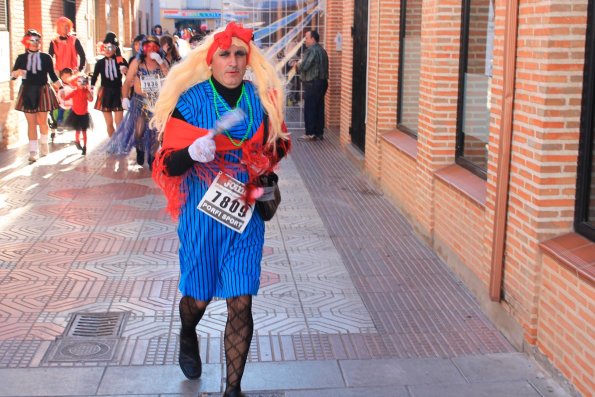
[{"xmin": 0, "ymin": 121, "xmax": 573, "ymax": 397}]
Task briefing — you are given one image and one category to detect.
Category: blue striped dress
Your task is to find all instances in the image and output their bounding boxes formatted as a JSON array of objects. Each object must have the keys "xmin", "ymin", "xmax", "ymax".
[{"xmin": 175, "ymin": 80, "xmax": 265, "ymax": 301}]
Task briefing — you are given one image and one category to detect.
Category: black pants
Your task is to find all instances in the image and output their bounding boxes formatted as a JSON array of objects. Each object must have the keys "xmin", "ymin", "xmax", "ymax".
[{"xmin": 303, "ymin": 79, "xmax": 328, "ymax": 137}]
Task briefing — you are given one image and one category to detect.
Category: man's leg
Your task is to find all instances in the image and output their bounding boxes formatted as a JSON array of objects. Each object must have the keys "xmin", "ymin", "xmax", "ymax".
[
  {"xmin": 302, "ymin": 81, "xmax": 316, "ymax": 138},
  {"xmin": 315, "ymin": 80, "xmax": 328, "ymax": 139}
]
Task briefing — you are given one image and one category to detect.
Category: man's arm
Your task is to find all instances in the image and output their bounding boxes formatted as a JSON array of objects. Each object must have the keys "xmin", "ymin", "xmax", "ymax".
[{"xmin": 75, "ymin": 39, "xmax": 86, "ymax": 71}]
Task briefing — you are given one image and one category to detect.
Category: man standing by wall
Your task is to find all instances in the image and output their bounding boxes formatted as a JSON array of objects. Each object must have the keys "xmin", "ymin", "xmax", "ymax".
[{"xmin": 295, "ymin": 30, "xmax": 329, "ymax": 141}]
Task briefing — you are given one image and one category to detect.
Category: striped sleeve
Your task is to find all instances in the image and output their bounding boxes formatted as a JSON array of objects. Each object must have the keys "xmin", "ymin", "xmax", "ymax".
[{"xmin": 176, "ymin": 85, "xmax": 205, "ymax": 127}]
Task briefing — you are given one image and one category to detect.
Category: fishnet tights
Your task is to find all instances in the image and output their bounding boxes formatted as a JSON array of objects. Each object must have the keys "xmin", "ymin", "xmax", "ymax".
[
  {"xmin": 179, "ymin": 296, "xmax": 208, "ymax": 373},
  {"xmin": 224, "ymin": 295, "xmax": 254, "ymax": 394}
]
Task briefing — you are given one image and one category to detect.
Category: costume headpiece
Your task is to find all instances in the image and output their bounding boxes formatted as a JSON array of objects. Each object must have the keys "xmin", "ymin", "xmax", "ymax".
[
  {"xmin": 103, "ymin": 32, "xmax": 119, "ymax": 47},
  {"xmin": 21, "ymin": 29, "xmax": 41, "ymax": 49},
  {"xmin": 56, "ymin": 17, "xmax": 73, "ymax": 34},
  {"xmin": 206, "ymin": 22, "xmax": 253, "ymax": 65}
]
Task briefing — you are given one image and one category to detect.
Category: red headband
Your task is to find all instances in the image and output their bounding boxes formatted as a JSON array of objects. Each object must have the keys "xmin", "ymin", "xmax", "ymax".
[{"xmin": 206, "ymin": 22, "xmax": 253, "ymax": 65}]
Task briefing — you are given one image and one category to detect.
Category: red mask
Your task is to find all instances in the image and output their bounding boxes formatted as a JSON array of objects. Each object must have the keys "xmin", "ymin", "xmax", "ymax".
[{"xmin": 143, "ymin": 42, "xmax": 160, "ymax": 55}]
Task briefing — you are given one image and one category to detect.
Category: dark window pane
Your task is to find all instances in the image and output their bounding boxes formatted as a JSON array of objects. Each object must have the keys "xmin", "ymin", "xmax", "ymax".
[{"xmin": 457, "ymin": 0, "xmax": 494, "ymax": 175}]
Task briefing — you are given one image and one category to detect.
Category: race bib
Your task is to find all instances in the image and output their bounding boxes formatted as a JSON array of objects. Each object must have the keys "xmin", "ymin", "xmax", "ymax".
[
  {"xmin": 140, "ymin": 74, "xmax": 164, "ymax": 109},
  {"xmin": 198, "ymin": 172, "xmax": 254, "ymax": 233}
]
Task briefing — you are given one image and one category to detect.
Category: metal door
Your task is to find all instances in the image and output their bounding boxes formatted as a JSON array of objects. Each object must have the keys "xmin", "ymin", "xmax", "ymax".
[{"xmin": 350, "ymin": 0, "xmax": 368, "ymax": 152}]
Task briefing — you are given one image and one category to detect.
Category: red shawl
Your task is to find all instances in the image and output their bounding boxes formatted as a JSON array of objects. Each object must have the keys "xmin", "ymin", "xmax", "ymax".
[{"xmin": 152, "ymin": 117, "xmax": 290, "ymax": 219}]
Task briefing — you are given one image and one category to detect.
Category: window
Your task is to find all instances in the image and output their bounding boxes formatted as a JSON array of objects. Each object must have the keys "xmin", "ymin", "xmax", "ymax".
[
  {"xmin": 397, "ymin": 0, "xmax": 423, "ymax": 137},
  {"xmin": 0, "ymin": 0, "xmax": 8, "ymax": 31},
  {"xmin": 456, "ymin": 0, "xmax": 495, "ymax": 179},
  {"xmin": 575, "ymin": 0, "xmax": 595, "ymax": 241}
]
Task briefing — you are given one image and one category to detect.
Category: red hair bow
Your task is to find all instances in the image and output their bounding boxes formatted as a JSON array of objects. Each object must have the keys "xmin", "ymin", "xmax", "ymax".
[{"xmin": 206, "ymin": 22, "xmax": 253, "ymax": 65}]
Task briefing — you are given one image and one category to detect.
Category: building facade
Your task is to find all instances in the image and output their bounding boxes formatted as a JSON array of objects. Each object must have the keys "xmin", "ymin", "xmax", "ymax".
[
  {"xmin": 0, "ymin": 0, "xmax": 152, "ymax": 149},
  {"xmin": 324, "ymin": 0, "xmax": 594, "ymax": 396}
]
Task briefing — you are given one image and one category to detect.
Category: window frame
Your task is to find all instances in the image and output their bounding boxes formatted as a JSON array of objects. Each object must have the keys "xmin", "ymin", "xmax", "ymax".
[
  {"xmin": 455, "ymin": 0, "xmax": 488, "ymax": 180},
  {"xmin": 397, "ymin": 0, "xmax": 419, "ymax": 139},
  {"xmin": 0, "ymin": 0, "xmax": 8, "ymax": 31},
  {"xmin": 575, "ymin": 0, "xmax": 595, "ymax": 241}
]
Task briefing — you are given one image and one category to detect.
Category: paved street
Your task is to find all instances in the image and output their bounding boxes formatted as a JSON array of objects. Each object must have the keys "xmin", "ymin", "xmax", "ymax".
[{"xmin": 0, "ymin": 114, "xmax": 573, "ymax": 396}]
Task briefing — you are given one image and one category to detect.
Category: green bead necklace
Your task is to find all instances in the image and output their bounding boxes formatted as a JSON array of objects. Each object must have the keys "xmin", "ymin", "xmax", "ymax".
[{"xmin": 209, "ymin": 79, "xmax": 253, "ymax": 147}]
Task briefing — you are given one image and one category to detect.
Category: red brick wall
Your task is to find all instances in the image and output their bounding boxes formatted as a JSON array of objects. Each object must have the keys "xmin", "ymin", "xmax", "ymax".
[
  {"xmin": 338, "ymin": 0, "xmax": 353, "ymax": 147},
  {"xmin": 538, "ymin": 255, "xmax": 595, "ymax": 396},
  {"xmin": 327, "ymin": 0, "xmax": 594, "ymax": 395},
  {"xmin": 325, "ymin": 0, "xmax": 342, "ymax": 129},
  {"xmin": 497, "ymin": 0, "xmax": 586, "ymax": 345}
]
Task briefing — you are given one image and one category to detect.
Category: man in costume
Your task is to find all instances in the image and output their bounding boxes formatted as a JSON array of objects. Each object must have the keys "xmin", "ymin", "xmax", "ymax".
[
  {"xmin": 150, "ymin": 22, "xmax": 291, "ymax": 397},
  {"xmin": 48, "ymin": 17, "xmax": 86, "ymax": 73}
]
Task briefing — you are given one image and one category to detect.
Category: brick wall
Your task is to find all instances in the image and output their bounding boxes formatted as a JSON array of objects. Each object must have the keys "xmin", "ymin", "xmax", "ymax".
[
  {"xmin": 497, "ymin": 0, "xmax": 586, "ymax": 345},
  {"xmin": 328, "ymin": 0, "xmax": 593, "ymax": 395},
  {"xmin": 414, "ymin": 0, "xmax": 462, "ymax": 238},
  {"xmin": 324, "ymin": 0, "xmax": 342, "ymax": 129},
  {"xmin": 338, "ymin": 0, "xmax": 353, "ymax": 147},
  {"xmin": 538, "ymin": 255, "xmax": 595, "ymax": 396}
]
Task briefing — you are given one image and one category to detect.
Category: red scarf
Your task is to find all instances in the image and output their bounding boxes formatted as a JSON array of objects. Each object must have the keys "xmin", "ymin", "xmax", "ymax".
[{"xmin": 152, "ymin": 117, "xmax": 285, "ymax": 219}]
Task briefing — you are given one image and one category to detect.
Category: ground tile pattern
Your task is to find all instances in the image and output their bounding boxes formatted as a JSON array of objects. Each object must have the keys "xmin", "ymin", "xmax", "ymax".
[{"xmin": 0, "ymin": 125, "xmax": 512, "ymax": 369}]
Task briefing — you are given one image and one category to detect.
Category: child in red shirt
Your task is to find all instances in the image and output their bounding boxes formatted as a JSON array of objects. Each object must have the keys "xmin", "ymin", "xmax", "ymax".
[{"xmin": 63, "ymin": 74, "xmax": 93, "ymax": 155}]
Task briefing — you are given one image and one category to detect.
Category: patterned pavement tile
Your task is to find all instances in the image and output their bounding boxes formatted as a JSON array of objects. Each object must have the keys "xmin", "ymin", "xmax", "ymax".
[{"xmin": 0, "ymin": 127, "xmax": 514, "ymax": 369}]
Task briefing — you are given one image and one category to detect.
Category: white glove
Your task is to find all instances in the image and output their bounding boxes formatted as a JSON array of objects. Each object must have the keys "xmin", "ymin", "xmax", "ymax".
[
  {"xmin": 119, "ymin": 65, "xmax": 128, "ymax": 75},
  {"xmin": 188, "ymin": 134, "xmax": 216, "ymax": 163},
  {"xmin": 149, "ymin": 52, "xmax": 164, "ymax": 65},
  {"xmin": 122, "ymin": 97, "xmax": 130, "ymax": 110}
]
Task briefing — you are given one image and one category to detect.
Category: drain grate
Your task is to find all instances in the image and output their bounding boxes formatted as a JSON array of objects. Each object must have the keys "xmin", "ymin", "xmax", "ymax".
[
  {"xmin": 64, "ymin": 312, "xmax": 128, "ymax": 337},
  {"xmin": 42, "ymin": 312, "xmax": 128, "ymax": 364}
]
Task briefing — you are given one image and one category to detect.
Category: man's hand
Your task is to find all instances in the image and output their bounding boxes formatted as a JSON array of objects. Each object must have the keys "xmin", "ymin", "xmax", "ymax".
[
  {"xmin": 188, "ymin": 133, "xmax": 216, "ymax": 163},
  {"xmin": 119, "ymin": 65, "xmax": 128, "ymax": 75},
  {"xmin": 122, "ymin": 97, "xmax": 130, "ymax": 110}
]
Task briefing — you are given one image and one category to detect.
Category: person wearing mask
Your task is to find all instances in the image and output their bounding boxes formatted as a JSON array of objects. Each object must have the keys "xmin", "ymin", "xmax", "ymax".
[
  {"xmin": 91, "ymin": 32, "xmax": 128, "ymax": 137},
  {"xmin": 150, "ymin": 22, "xmax": 291, "ymax": 397},
  {"xmin": 12, "ymin": 29, "xmax": 61, "ymax": 162},
  {"xmin": 294, "ymin": 30, "xmax": 329, "ymax": 141},
  {"xmin": 107, "ymin": 36, "xmax": 169, "ymax": 167}
]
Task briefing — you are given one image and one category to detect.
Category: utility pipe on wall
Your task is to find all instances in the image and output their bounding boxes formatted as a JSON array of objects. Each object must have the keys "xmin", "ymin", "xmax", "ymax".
[{"xmin": 489, "ymin": 0, "xmax": 520, "ymax": 301}]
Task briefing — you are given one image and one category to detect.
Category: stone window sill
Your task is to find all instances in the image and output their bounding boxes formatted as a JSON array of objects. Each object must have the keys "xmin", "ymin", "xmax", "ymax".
[
  {"xmin": 434, "ymin": 164, "xmax": 487, "ymax": 207},
  {"xmin": 381, "ymin": 129, "xmax": 418, "ymax": 160},
  {"xmin": 541, "ymin": 233, "xmax": 595, "ymax": 286}
]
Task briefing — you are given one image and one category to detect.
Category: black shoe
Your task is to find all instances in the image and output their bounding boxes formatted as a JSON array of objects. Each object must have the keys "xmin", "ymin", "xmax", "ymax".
[
  {"xmin": 316, "ymin": 135, "xmax": 324, "ymax": 141},
  {"xmin": 148, "ymin": 155, "xmax": 154, "ymax": 170},
  {"xmin": 178, "ymin": 329, "xmax": 201, "ymax": 379},
  {"xmin": 50, "ymin": 132, "xmax": 56, "ymax": 141},
  {"xmin": 74, "ymin": 141, "xmax": 82, "ymax": 150},
  {"xmin": 136, "ymin": 150, "xmax": 145, "ymax": 165},
  {"xmin": 81, "ymin": 146, "xmax": 86, "ymax": 156},
  {"xmin": 223, "ymin": 388, "xmax": 245, "ymax": 397}
]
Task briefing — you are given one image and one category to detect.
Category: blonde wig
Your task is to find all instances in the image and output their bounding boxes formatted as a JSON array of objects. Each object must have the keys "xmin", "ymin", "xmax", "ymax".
[{"xmin": 151, "ymin": 27, "xmax": 288, "ymax": 146}]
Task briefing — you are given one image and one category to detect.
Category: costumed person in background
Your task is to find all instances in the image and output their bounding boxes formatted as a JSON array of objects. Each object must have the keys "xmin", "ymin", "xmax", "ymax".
[
  {"xmin": 152, "ymin": 24, "xmax": 163, "ymax": 38},
  {"xmin": 63, "ymin": 73, "xmax": 93, "ymax": 155},
  {"xmin": 130, "ymin": 34, "xmax": 146, "ymax": 63},
  {"xmin": 150, "ymin": 22, "xmax": 291, "ymax": 397},
  {"xmin": 12, "ymin": 29, "xmax": 61, "ymax": 162},
  {"xmin": 107, "ymin": 35, "xmax": 168, "ymax": 167},
  {"xmin": 48, "ymin": 16, "xmax": 87, "ymax": 128},
  {"xmin": 91, "ymin": 32, "xmax": 128, "ymax": 137},
  {"xmin": 160, "ymin": 34, "xmax": 182, "ymax": 66}
]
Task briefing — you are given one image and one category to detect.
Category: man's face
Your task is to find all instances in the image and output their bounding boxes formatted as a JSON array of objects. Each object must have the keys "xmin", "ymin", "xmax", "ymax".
[
  {"xmin": 304, "ymin": 32, "xmax": 315, "ymax": 48},
  {"xmin": 210, "ymin": 44, "xmax": 248, "ymax": 89}
]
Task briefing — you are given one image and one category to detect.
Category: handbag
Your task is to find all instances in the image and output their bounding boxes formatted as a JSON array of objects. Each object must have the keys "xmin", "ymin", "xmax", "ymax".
[
  {"xmin": 255, "ymin": 114, "xmax": 281, "ymax": 221},
  {"xmin": 255, "ymin": 172, "xmax": 281, "ymax": 221}
]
